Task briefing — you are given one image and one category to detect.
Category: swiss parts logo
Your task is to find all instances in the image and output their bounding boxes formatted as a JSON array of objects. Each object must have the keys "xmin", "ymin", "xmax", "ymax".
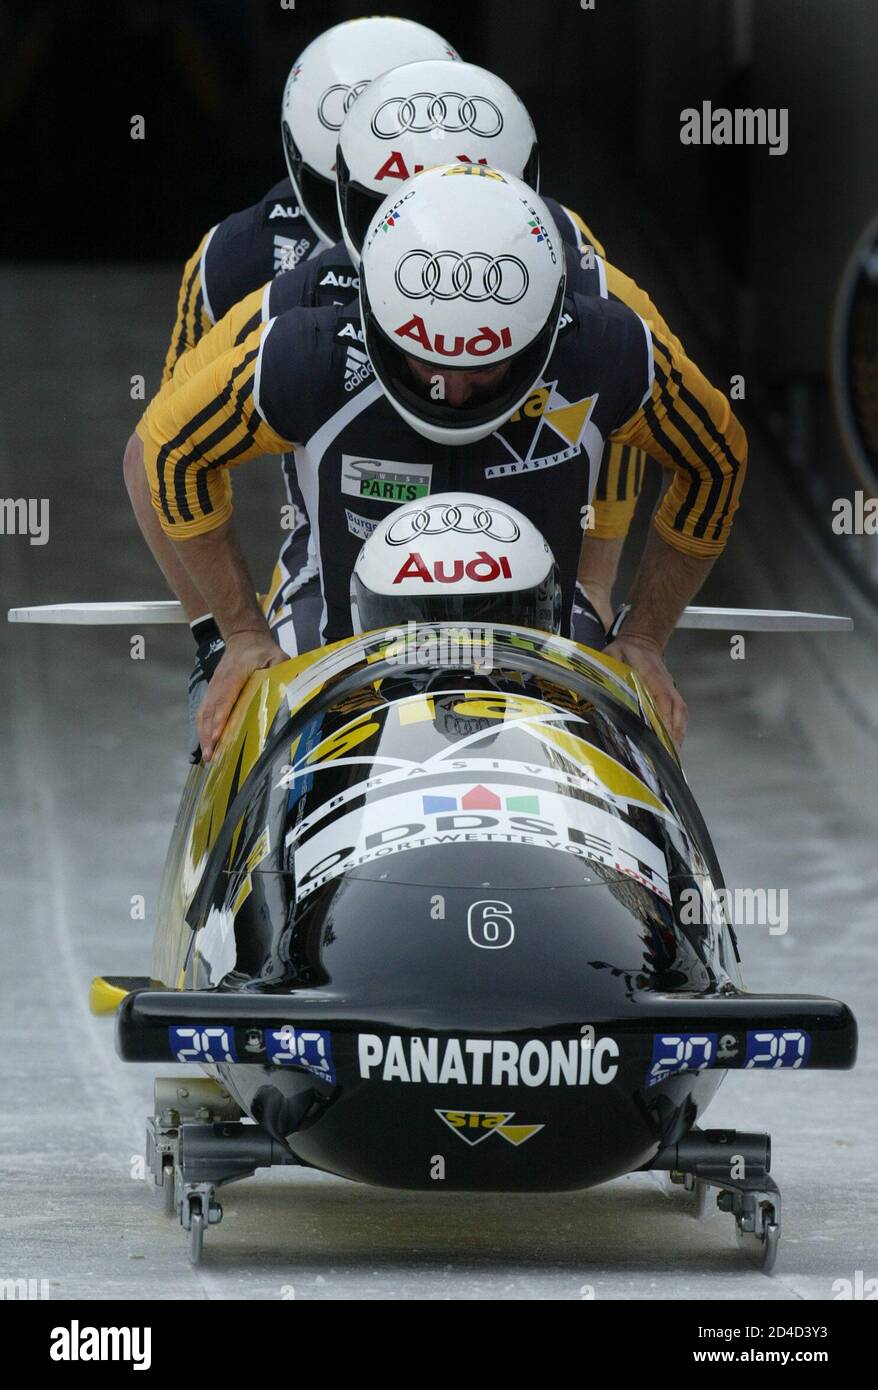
[
  {"xmin": 436, "ymin": 1110, "xmax": 544, "ymax": 1146},
  {"xmin": 340, "ymin": 455, "xmax": 432, "ymax": 503}
]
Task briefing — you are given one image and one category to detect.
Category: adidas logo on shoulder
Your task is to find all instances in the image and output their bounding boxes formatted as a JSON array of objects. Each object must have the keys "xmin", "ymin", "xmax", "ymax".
[
  {"xmin": 273, "ymin": 233, "xmax": 309, "ymax": 273},
  {"xmin": 343, "ymin": 343, "xmax": 373, "ymax": 393}
]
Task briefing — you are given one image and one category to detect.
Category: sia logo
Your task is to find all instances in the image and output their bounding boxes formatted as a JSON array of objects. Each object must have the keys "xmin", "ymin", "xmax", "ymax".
[
  {"xmin": 486, "ymin": 380, "xmax": 598, "ymax": 478},
  {"xmin": 436, "ymin": 1110, "xmax": 544, "ymax": 1146}
]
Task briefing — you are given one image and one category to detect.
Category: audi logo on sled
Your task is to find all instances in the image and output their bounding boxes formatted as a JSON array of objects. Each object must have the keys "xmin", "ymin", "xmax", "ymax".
[
  {"xmin": 371, "ymin": 92, "xmax": 504, "ymax": 139},
  {"xmin": 318, "ymin": 80, "xmax": 370, "ymax": 131},
  {"xmin": 386, "ymin": 501, "xmax": 521, "ymax": 545},
  {"xmin": 395, "ymin": 250, "xmax": 529, "ymax": 304}
]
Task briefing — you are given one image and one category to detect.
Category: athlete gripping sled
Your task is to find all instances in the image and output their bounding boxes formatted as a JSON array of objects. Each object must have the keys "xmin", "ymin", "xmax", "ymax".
[{"xmin": 138, "ymin": 168, "xmax": 746, "ymax": 757}]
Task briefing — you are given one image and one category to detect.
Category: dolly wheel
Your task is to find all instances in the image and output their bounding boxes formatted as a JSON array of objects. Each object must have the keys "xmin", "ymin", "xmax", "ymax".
[
  {"xmin": 693, "ymin": 1179, "xmax": 711, "ymax": 1220},
  {"xmin": 188, "ymin": 1198, "xmax": 205, "ymax": 1266},
  {"xmin": 162, "ymin": 1161, "xmax": 175, "ymax": 1218},
  {"xmin": 735, "ymin": 1201, "xmax": 780, "ymax": 1273}
]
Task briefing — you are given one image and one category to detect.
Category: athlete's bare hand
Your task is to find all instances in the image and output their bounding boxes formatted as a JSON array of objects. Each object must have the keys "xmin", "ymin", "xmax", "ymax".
[
  {"xmin": 603, "ymin": 634, "xmax": 688, "ymax": 749},
  {"xmin": 197, "ymin": 631, "xmax": 287, "ymax": 761}
]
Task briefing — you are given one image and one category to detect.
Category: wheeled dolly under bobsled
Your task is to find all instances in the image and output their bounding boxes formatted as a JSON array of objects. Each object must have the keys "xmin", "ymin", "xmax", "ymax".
[
  {"xmin": 653, "ymin": 1128, "xmax": 781, "ymax": 1273},
  {"xmin": 146, "ymin": 1077, "xmax": 301, "ymax": 1264},
  {"xmin": 145, "ymin": 1069, "xmax": 784, "ymax": 1270}
]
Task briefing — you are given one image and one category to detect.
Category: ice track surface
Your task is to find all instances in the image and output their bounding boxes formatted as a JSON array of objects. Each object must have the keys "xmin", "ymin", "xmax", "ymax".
[{"xmin": 0, "ymin": 267, "xmax": 875, "ymax": 1300}]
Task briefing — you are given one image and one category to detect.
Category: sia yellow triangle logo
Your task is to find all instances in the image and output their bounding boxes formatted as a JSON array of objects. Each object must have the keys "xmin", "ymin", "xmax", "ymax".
[
  {"xmin": 545, "ymin": 396, "xmax": 595, "ymax": 445},
  {"xmin": 495, "ymin": 1122, "xmax": 545, "ymax": 1146},
  {"xmin": 436, "ymin": 1110, "xmax": 545, "ymax": 1146}
]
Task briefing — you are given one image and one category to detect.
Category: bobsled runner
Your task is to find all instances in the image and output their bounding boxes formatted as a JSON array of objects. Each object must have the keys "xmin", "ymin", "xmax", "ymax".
[{"xmin": 82, "ymin": 622, "xmax": 855, "ymax": 1268}]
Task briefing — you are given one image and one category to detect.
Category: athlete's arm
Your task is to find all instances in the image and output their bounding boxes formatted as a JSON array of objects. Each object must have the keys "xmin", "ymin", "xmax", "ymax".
[
  {"xmin": 604, "ymin": 323, "xmax": 747, "ymax": 744},
  {"xmin": 612, "ymin": 327, "xmax": 747, "ymax": 563},
  {"xmin": 123, "ymin": 432, "xmax": 210, "ymax": 621},
  {"xmin": 124, "ymin": 285, "xmax": 272, "ymax": 618},
  {"xmin": 160, "ymin": 231, "xmax": 215, "ymax": 384},
  {"xmin": 579, "ymin": 258, "xmax": 690, "ymax": 618},
  {"xmin": 179, "ymin": 523, "xmax": 284, "ymax": 761},
  {"xmin": 576, "ymin": 536, "xmax": 623, "ymax": 628},
  {"xmin": 140, "ymin": 322, "xmax": 302, "ymax": 757}
]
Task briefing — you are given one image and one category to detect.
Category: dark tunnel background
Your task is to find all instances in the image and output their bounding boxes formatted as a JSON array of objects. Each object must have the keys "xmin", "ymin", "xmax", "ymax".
[{"xmin": 1, "ymin": 0, "xmax": 877, "ymax": 586}]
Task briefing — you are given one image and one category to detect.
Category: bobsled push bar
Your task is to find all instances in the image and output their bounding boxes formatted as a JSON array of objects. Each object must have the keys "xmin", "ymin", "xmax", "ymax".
[
  {"xmin": 114, "ymin": 986, "xmax": 857, "ymax": 1069},
  {"xmin": 6, "ymin": 601, "xmax": 855, "ymax": 632}
]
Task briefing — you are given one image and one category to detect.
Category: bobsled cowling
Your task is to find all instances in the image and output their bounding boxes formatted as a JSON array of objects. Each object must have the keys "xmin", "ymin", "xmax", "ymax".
[{"xmin": 115, "ymin": 625, "xmax": 857, "ymax": 1194}]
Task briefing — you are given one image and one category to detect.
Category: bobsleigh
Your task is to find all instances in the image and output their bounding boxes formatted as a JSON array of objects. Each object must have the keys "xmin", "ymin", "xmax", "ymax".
[{"xmin": 83, "ymin": 621, "xmax": 856, "ymax": 1268}]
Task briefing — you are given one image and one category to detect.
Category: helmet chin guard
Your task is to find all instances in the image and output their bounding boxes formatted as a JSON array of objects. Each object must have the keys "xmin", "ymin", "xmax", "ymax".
[
  {"xmin": 281, "ymin": 18, "xmax": 459, "ymax": 246},
  {"xmin": 350, "ymin": 492, "xmax": 562, "ymax": 637},
  {"xmin": 359, "ymin": 165, "xmax": 567, "ymax": 446}
]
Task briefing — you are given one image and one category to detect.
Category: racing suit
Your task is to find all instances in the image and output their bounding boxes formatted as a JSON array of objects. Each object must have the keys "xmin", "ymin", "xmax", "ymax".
[{"xmin": 139, "ymin": 290, "xmax": 746, "ymax": 656}]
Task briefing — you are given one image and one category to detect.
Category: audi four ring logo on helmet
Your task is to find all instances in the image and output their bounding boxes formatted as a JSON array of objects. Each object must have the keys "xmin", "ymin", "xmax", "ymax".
[
  {"xmin": 318, "ymin": 80, "xmax": 371, "ymax": 131},
  {"xmin": 371, "ymin": 93, "xmax": 504, "ymax": 139},
  {"xmin": 385, "ymin": 503, "xmax": 521, "ymax": 545},
  {"xmin": 394, "ymin": 251, "xmax": 530, "ymax": 304}
]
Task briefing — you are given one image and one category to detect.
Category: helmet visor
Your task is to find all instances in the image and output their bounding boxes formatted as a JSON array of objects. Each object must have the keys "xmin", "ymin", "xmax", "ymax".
[
  {"xmin": 283, "ymin": 122, "xmax": 341, "ymax": 243},
  {"xmin": 351, "ymin": 564, "xmax": 561, "ymax": 636},
  {"xmin": 336, "ymin": 146, "xmax": 384, "ymax": 258}
]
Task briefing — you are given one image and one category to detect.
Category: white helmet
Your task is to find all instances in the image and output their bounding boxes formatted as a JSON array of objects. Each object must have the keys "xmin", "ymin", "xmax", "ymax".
[
  {"xmin": 336, "ymin": 59, "xmax": 539, "ymax": 267},
  {"xmin": 350, "ymin": 492, "xmax": 561, "ymax": 634},
  {"xmin": 281, "ymin": 18, "xmax": 459, "ymax": 246},
  {"xmin": 359, "ymin": 164, "xmax": 566, "ymax": 446}
]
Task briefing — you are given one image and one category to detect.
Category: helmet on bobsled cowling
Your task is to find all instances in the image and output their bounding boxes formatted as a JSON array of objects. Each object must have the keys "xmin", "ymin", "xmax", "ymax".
[
  {"xmin": 281, "ymin": 18, "xmax": 460, "ymax": 246},
  {"xmin": 350, "ymin": 492, "xmax": 562, "ymax": 634},
  {"xmin": 359, "ymin": 165, "xmax": 567, "ymax": 445},
  {"xmin": 336, "ymin": 59, "xmax": 540, "ymax": 267}
]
